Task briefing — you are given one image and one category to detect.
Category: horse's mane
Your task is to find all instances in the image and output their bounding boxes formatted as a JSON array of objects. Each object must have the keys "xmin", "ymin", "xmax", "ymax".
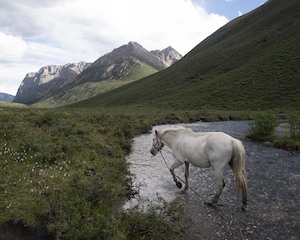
[{"xmin": 158, "ymin": 127, "xmax": 191, "ymax": 137}]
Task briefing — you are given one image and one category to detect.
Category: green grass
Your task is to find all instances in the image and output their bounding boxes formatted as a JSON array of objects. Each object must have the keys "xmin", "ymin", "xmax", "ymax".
[
  {"xmin": 0, "ymin": 108, "xmax": 191, "ymax": 239},
  {"xmin": 0, "ymin": 101, "xmax": 29, "ymax": 108},
  {"xmin": 273, "ymin": 136, "xmax": 300, "ymax": 152}
]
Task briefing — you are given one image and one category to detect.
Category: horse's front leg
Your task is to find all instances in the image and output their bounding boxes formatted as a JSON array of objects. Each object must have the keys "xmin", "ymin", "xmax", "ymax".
[{"xmin": 170, "ymin": 159, "xmax": 184, "ymax": 189}]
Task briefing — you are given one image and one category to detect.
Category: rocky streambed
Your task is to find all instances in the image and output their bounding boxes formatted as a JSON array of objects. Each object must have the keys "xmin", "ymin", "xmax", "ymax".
[{"xmin": 126, "ymin": 121, "xmax": 300, "ymax": 240}]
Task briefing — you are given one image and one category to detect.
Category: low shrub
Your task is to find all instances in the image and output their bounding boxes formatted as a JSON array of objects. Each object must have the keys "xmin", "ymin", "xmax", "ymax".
[
  {"xmin": 246, "ymin": 113, "xmax": 277, "ymax": 141},
  {"xmin": 122, "ymin": 197, "xmax": 188, "ymax": 240}
]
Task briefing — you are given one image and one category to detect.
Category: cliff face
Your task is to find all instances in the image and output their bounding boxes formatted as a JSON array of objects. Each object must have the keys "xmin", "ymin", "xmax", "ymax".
[{"xmin": 14, "ymin": 62, "xmax": 91, "ymax": 104}]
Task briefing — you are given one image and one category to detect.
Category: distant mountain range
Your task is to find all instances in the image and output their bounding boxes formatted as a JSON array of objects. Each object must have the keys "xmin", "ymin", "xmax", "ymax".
[
  {"xmin": 0, "ymin": 92, "xmax": 14, "ymax": 102},
  {"xmin": 14, "ymin": 42, "xmax": 181, "ymax": 106}
]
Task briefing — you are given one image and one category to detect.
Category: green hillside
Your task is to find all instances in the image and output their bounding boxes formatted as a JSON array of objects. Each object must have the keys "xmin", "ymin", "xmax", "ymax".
[{"xmin": 71, "ymin": 0, "xmax": 300, "ymax": 112}]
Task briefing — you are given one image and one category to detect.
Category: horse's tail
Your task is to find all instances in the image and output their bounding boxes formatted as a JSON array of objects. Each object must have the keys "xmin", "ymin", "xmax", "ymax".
[{"xmin": 230, "ymin": 139, "xmax": 249, "ymax": 211}]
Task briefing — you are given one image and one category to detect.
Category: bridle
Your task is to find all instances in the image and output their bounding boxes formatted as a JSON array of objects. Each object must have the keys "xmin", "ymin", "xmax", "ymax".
[{"xmin": 153, "ymin": 134, "xmax": 164, "ymax": 152}]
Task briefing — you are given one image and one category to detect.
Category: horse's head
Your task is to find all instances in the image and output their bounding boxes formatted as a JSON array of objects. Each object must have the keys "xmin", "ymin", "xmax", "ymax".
[{"xmin": 150, "ymin": 130, "xmax": 164, "ymax": 156}]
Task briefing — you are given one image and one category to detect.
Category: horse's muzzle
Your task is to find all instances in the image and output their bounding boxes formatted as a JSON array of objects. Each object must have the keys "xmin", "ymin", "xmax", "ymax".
[{"xmin": 150, "ymin": 148, "xmax": 157, "ymax": 156}]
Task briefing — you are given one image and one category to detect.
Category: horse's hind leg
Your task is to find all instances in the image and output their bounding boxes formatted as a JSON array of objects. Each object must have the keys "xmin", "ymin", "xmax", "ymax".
[
  {"xmin": 212, "ymin": 178, "xmax": 225, "ymax": 205},
  {"xmin": 170, "ymin": 159, "xmax": 184, "ymax": 189},
  {"xmin": 183, "ymin": 161, "xmax": 190, "ymax": 193},
  {"xmin": 208, "ymin": 168, "xmax": 225, "ymax": 206}
]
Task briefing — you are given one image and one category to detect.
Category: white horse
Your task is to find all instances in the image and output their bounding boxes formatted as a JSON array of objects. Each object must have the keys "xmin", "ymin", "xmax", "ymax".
[{"xmin": 150, "ymin": 127, "xmax": 248, "ymax": 211}]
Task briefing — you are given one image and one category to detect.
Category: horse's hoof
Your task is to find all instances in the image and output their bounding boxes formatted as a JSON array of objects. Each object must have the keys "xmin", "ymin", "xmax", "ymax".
[
  {"xmin": 241, "ymin": 205, "xmax": 247, "ymax": 211},
  {"xmin": 176, "ymin": 182, "xmax": 182, "ymax": 189},
  {"xmin": 176, "ymin": 190, "xmax": 187, "ymax": 195},
  {"xmin": 204, "ymin": 202, "xmax": 216, "ymax": 208}
]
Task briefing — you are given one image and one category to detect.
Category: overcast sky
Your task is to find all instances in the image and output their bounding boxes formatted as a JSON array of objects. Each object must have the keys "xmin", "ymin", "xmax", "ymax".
[{"xmin": 0, "ymin": 0, "xmax": 267, "ymax": 95}]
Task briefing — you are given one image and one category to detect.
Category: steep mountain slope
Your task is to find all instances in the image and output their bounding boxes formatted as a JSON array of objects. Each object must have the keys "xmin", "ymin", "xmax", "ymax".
[
  {"xmin": 14, "ymin": 62, "xmax": 91, "ymax": 104},
  {"xmin": 75, "ymin": 42, "xmax": 172, "ymax": 84},
  {"xmin": 34, "ymin": 42, "xmax": 181, "ymax": 107},
  {"xmin": 72, "ymin": 0, "xmax": 300, "ymax": 112}
]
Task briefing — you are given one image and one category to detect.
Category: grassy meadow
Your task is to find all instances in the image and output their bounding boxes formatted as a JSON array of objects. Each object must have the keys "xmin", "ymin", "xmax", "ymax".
[{"xmin": 0, "ymin": 108, "xmax": 201, "ymax": 239}]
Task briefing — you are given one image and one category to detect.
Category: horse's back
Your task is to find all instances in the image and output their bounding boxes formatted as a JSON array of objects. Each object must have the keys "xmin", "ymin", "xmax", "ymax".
[
  {"xmin": 193, "ymin": 132, "xmax": 236, "ymax": 166},
  {"xmin": 173, "ymin": 130, "xmax": 233, "ymax": 167}
]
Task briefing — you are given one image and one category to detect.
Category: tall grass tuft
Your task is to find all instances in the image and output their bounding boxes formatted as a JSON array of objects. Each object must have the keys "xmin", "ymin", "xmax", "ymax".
[{"xmin": 289, "ymin": 114, "xmax": 300, "ymax": 138}]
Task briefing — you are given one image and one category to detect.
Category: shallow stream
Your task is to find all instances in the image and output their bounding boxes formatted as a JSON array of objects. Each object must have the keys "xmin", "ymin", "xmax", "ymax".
[{"xmin": 125, "ymin": 121, "xmax": 300, "ymax": 239}]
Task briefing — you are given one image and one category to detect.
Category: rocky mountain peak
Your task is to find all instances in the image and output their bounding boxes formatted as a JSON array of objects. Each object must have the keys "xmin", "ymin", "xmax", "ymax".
[
  {"xmin": 150, "ymin": 46, "xmax": 182, "ymax": 67},
  {"xmin": 127, "ymin": 41, "xmax": 143, "ymax": 49},
  {"xmin": 14, "ymin": 61, "xmax": 91, "ymax": 104},
  {"xmin": 93, "ymin": 41, "xmax": 165, "ymax": 70}
]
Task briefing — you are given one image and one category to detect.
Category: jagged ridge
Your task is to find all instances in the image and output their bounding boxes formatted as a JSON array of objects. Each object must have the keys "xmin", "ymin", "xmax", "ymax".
[
  {"xmin": 14, "ymin": 42, "xmax": 181, "ymax": 106},
  {"xmin": 74, "ymin": 42, "xmax": 181, "ymax": 84},
  {"xmin": 14, "ymin": 62, "xmax": 91, "ymax": 104}
]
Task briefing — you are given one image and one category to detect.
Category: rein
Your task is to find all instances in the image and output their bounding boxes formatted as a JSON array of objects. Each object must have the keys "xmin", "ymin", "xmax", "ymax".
[{"xmin": 158, "ymin": 150, "xmax": 206, "ymax": 202}]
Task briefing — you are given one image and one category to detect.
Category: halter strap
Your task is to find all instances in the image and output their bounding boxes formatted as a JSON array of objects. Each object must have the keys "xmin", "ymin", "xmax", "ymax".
[{"xmin": 154, "ymin": 134, "xmax": 164, "ymax": 151}]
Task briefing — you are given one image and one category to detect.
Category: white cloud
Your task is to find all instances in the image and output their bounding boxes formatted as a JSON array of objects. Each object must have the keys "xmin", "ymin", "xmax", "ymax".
[
  {"xmin": 0, "ymin": 33, "xmax": 27, "ymax": 62},
  {"xmin": 0, "ymin": 0, "xmax": 229, "ymax": 95},
  {"xmin": 238, "ymin": 11, "xmax": 243, "ymax": 16},
  {"xmin": 0, "ymin": 62, "xmax": 36, "ymax": 95}
]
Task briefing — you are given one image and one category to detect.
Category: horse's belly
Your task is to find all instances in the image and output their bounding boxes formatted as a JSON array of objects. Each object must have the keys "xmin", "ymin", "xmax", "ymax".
[
  {"xmin": 180, "ymin": 144, "xmax": 211, "ymax": 168},
  {"xmin": 190, "ymin": 160, "xmax": 211, "ymax": 168},
  {"xmin": 188, "ymin": 157, "xmax": 211, "ymax": 168}
]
